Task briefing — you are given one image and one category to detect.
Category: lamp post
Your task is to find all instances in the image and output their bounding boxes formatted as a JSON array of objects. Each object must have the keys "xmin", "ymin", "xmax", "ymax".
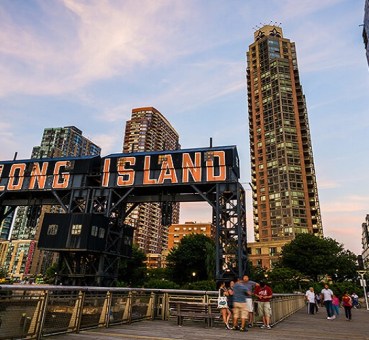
[
  {"xmin": 192, "ymin": 272, "xmax": 196, "ymax": 282},
  {"xmin": 357, "ymin": 270, "xmax": 369, "ymax": 310}
]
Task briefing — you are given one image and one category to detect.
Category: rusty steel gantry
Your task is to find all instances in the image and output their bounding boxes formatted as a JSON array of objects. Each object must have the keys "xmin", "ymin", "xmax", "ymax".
[{"xmin": 0, "ymin": 146, "xmax": 247, "ymax": 286}]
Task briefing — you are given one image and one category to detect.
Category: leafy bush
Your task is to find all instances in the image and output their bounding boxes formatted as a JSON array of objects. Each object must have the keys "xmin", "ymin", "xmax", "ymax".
[
  {"xmin": 143, "ymin": 279, "xmax": 180, "ymax": 289},
  {"xmin": 183, "ymin": 280, "xmax": 216, "ymax": 291}
]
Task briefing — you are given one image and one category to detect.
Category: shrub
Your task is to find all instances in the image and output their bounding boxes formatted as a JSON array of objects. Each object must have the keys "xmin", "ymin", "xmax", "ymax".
[{"xmin": 143, "ymin": 279, "xmax": 180, "ymax": 289}]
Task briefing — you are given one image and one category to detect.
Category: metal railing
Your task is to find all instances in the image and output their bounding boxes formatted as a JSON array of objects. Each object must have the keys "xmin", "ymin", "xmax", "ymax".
[{"xmin": 0, "ymin": 285, "xmax": 305, "ymax": 339}]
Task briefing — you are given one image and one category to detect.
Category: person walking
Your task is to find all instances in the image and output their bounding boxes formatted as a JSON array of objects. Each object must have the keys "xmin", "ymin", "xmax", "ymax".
[
  {"xmin": 315, "ymin": 293, "xmax": 320, "ymax": 313},
  {"xmin": 321, "ymin": 284, "xmax": 335, "ymax": 320},
  {"xmin": 231, "ymin": 277, "xmax": 249, "ymax": 332},
  {"xmin": 332, "ymin": 295, "xmax": 340, "ymax": 316},
  {"xmin": 242, "ymin": 275, "xmax": 257, "ymax": 328},
  {"xmin": 305, "ymin": 287, "xmax": 316, "ymax": 315},
  {"xmin": 351, "ymin": 292, "xmax": 359, "ymax": 308},
  {"xmin": 254, "ymin": 281, "xmax": 273, "ymax": 329},
  {"xmin": 342, "ymin": 291, "xmax": 352, "ymax": 321},
  {"xmin": 218, "ymin": 282, "xmax": 232, "ymax": 329}
]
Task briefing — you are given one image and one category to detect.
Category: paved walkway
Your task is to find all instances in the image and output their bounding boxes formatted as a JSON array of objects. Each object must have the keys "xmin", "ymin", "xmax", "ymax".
[{"xmin": 53, "ymin": 307, "xmax": 369, "ymax": 340}]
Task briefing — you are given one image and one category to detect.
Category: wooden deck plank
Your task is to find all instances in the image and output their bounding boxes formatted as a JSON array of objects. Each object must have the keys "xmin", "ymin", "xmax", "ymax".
[{"xmin": 52, "ymin": 307, "xmax": 369, "ymax": 340}]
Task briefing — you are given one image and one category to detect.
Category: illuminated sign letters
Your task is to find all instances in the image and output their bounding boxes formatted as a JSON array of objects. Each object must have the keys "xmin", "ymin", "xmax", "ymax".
[{"xmin": 0, "ymin": 147, "xmax": 239, "ymax": 191}]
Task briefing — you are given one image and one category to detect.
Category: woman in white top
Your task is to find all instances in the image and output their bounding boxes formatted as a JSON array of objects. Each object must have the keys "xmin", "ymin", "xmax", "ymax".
[{"xmin": 218, "ymin": 282, "xmax": 232, "ymax": 329}]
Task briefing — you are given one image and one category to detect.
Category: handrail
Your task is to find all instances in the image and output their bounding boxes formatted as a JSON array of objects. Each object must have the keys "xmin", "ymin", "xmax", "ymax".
[{"xmin": 0, "ymin": 285, "xmax": 304, "ymax": 339}]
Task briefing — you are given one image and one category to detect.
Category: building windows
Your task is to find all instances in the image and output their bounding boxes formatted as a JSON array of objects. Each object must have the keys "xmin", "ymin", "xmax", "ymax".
[
  {"xmin": 71, "ymin": 224, "xmax": 82, "ymax": 235},
  {"xmin": 269, "ymin": 247, "xmax": 277, "ymax": 256},
  {"xmin": 98, "ymin": 228, "xmax": 105, "ymax": 239},
  {"xmin": 47, "ymin": 224, "xmax": 58, "ymax": 235},
  {"xmin": 91, "ymin": 225, "xmax": 98, "ymax": 237}
]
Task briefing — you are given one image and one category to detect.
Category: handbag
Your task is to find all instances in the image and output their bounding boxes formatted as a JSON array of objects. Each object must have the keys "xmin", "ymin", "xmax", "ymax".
[{"xmin": 217, "ymin": 289, "xmax": 228, "ymax": 308}]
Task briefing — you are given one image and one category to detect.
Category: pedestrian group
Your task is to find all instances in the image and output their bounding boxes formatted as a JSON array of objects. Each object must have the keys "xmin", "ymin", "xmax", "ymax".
[
  {"xmin": 217, "ymin": 275, "xmax": 273, "ymax": 331},
  {"xmin": 305, "ymin": 283, "xmax": 355, "ymax": 321}
]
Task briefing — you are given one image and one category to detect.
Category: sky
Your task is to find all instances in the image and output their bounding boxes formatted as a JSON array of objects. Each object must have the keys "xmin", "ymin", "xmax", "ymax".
[{"xmin": 0, "ymin": 0, "xmax": 368, "ymax": 255}]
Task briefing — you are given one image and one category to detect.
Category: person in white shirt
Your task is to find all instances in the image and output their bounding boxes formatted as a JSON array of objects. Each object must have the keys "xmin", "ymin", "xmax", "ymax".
[
  {"xmin": 305, "ymin": 287, "xmax": 316, "ymax": 315},
  {"xmin": 321, "ymin": 284, "xmax": 335, "ymax": 320},
  {"xmin": 351, "ymin": 292, "xmax": 359, "ymax": 308}
]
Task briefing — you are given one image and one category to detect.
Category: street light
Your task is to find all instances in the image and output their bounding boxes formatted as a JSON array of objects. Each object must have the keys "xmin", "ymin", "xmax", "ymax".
[
  {"xmin": 192, "ymin": 272, "xmax": 196, "ymax": 282},
  {"xmin": 357, "ymin": 270, "xmax": 369, "ymax": 310}
]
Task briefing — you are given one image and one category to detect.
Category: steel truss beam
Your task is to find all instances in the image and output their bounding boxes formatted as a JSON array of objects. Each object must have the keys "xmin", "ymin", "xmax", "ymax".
[
  {"xmin": 213, "ymin": 182, "xmax": 247, "ymax": 281},
  {"xmin": 0, "ymin": 182, "xmax": 247, "ymax": 286}
]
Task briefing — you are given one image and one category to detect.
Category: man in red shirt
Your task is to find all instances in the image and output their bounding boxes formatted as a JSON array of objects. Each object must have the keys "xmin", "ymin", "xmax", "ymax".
[{"xmin": 254, "ymin": 281, "xmax": 273, "ymax": 329}]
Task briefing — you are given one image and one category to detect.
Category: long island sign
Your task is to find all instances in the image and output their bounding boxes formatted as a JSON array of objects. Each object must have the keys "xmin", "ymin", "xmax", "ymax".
[{"xmin": 0, "ymin": 146, "xmax": 240, "ymax": 192}]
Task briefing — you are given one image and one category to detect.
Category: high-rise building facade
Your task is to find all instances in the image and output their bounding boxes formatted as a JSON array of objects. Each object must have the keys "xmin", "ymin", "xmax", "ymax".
[
  {"xmin": 247, "ymin": 26, "xmax": 323, "ymax": 250},
  {"xmin": 0, "ymin": 207, "xmax": 15, "ymax": 240},
  {"xmin": 362, "ymin": 214, "xmax": 369, "ymax": 268},
  {"xmin": 168, "ymin": 221, "xmax": 215, "ymax": 250},
  {"xmin": 123, "ymin": 107, "xmax": 180, "ymax": 255},
  {"xmin": 364, "ymin": 0, "xmax": 369, "ymax": 65},
  {"xmin": 0, "ymin": 126, "xmax": 101, "ymax": 279},
  {"xmin": 31, "ymin": 126, "xmax": 101, "ymax": 159}
]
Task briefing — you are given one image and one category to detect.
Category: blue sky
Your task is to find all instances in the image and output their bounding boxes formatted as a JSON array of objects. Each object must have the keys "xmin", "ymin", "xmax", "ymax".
[{"xmin": 0, "ymin": 0, "xmax": 368, "ymax": 254}]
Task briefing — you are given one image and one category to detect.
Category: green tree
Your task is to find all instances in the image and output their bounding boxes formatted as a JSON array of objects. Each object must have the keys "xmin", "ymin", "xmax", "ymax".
[
  {"xmin": 279, "ymin": 234, "xmax": 358, "ymax": 282},
  {"xmin": 44, "ymin": 263, "xmax": 58, "ymax": 284},
  {"xmin": 334, "ymin": 249, "xmax": 359, "ymax": 282},
  {"xmin": 147, "ymin": 268, "xmax": 169, "ymax": 281},
  {"xmin": 143, "ymin": 278, "xmax": 180, "ymax": 289},
  {"xmin": 166, "ymin": 234, "xmax": 215, "ymax": 284},
  {"xmin": 267, "ymin": 267, "xmax": 306, "ymax": 293},
  {"xmin": 190, "ymin": 280, "xmax": 216, "ymax": 291},
  {"xmin": 0, "ymin": 267, "xmax": 7, "ymax": 279},
  {"xmin": 117, "ymin": 244, "xmax": 147, "ymax": 287},
  {"xmin": 248, "ymin": 263, "xmax": 308, "ymax": 293},
  {"xmin": 248, "ymin": 262, "xmax": 268, "ymax": 282}
]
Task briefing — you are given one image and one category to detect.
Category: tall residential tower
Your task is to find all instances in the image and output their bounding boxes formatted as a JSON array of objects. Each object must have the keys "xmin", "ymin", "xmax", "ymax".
[
  {"xmin": 364, "ymin": 0, "xmax": 369, "ymax": 65},
  {"xmin": 246, "ymin": 26, "xmax": 323, "ymax": 258},
  {"xmin": 0, "ymin": 126, "xmax": 100, "ymax": 279},
  {"xmin": 362, "ymin": 214, "xmax": 369, "ymax": 268},
  {"xmin": 123, "ymin": 107, "xmax": 180, "ymax": 256}
]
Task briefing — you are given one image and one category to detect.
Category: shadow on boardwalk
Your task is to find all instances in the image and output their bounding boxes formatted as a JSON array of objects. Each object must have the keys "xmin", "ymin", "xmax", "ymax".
[{"xmin": 53, "ymin": 307, "xmax": 369, "ymax": 340}]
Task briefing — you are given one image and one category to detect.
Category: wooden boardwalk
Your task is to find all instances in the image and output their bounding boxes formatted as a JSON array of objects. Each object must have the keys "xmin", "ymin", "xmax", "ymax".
[{"xmin": 53, "ymin": 307, "xmax": 369, "ymax": 340}]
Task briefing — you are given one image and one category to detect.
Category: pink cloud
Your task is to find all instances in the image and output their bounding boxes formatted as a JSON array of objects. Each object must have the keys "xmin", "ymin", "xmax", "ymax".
[
  {"xmin": 321, "ymin": 196, "xmax": 369, "ymax": 213},
  {"xmin": 0, "ymin": 0, "xmax": 196, "ymax": 96},
  {"xmin": 180, "ymin": 202, "xmax": 212, "ymax": 224}
]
